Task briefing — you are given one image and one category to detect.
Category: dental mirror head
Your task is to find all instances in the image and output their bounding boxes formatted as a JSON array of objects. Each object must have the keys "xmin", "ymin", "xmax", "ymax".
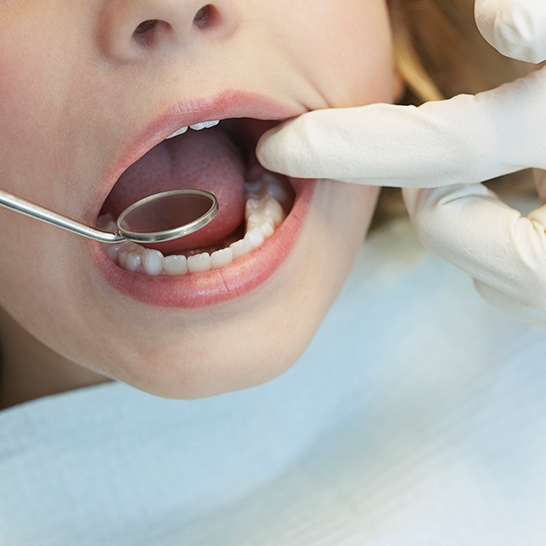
[
  {"xmin": 0, "ymin": 188, "xmax": 218, "ymax": 244},
  {"xmin": 116, "ymin": 189, "xmax": 218, "ymax": 243}
]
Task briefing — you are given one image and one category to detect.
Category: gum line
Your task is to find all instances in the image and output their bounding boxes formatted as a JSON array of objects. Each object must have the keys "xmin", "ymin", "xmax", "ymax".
[{"xmin": 98, "ymin": 173, "xmax": 289, "ymax": 276}]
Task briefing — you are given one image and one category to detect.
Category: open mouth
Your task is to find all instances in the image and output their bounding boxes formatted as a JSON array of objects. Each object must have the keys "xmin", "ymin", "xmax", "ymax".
[
  {"xmin": 97, "ymin": 118, "xmax": 296, "ymax": 276},
  {"xmin": 92, "ymin": 94, "xmax": 315, "ymax": 307}
]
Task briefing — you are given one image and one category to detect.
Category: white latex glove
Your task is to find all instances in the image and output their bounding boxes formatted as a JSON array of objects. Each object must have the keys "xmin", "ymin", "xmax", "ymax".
[
  {"xmin": 403, "ymin": 176, "xmax": 546, "ymax": 327},
  {"xmin": 259, "ymin": 70, "xmax": 546, "ymax": 188},
  {"xmin": 256, "ymin": 0, "xmax": 546, "ymax": 187},
  {"xmin": 257, "ymin": 0, "xmax": 546, "ymax": 325},
  {"xmin": 476, "ymin": 0, "xmax": 546, "ymax": 63}
]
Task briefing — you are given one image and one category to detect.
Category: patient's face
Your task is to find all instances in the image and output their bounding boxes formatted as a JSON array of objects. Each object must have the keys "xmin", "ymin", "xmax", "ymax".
[{"xmin": 0, "ymin": 0, "xmax": 396, "ymax": 398}]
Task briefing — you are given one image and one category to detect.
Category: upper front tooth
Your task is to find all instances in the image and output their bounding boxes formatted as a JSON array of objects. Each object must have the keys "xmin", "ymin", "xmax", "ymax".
[
  {"xmin": 166, "ymin": 126, "xmax": 189, "ymax": 139},
  {"xmin": 190, "ymin": 120, "xmax": 220, "ymax": 130},
  {"xmin": 166, "ymin": 120, "xmax": 219, "ymax": 139}
]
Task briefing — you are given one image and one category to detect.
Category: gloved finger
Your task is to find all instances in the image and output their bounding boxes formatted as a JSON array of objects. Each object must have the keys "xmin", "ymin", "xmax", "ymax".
[
  {"xmin": 425, "ymin": 169, "xmax": 546, "ymax": 327},
  {"xmin": 475, "ymin": 0, "xmax": 546, "ymax": 63},
  {"xmin": 403, "ymin": 183, "xmax": 546, "ymax": 309},
  {"xmin": 257, "ymin": 69, "xmax": 546, "ymax": 188}
]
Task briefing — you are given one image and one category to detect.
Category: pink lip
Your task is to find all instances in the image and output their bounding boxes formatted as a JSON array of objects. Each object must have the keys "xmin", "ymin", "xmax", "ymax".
[{"xmin": 90, "ymin": 90, "xmax": 314, "ymax": 308}]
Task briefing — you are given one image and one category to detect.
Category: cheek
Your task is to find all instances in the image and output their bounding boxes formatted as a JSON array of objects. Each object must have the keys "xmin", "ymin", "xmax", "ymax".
[
  {"xmin": 312, "ymin": 184, "xmax": 380, "ymax": 268},
  {"xmin": 0, "ymin": 21, "xmax": 59, "ymax": 151},
  {"xmin": 306, "ymin": 1, "xmax": 395, "ymax": 106}
]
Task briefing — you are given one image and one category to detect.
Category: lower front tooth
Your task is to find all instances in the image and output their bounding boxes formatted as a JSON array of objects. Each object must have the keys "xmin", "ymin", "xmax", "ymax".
[
  {"xmin": 187, "ymin": 252, "xmax": 212, "ymax": 273},
  {"xmin": 211, "ymin": 248, "xmax": 233, "ymax": 269},
  {"xmin": 163, "ymin": 255, "xmax": 188, "ymax": 276},
  {"xmin": 142, "ymin": 249, "xmax": 164, "ymax": 276}
]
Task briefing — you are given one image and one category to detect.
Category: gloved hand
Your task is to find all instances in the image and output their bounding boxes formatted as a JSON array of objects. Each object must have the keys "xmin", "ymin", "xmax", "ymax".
[{"xmin": 257, "ymin": 0, "xmax": 546, "ymax": 326}]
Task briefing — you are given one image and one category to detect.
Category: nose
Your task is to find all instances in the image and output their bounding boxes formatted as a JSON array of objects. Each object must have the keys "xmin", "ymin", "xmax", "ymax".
[{"xmin": 99, "ymin": 1, "xmax": 239, "ymax": 61}]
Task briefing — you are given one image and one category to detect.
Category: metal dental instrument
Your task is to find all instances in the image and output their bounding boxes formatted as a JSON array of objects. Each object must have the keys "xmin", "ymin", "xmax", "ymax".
[{"xmin": 0, "ymin": 188, "xmax": 218, "ymax": 244}]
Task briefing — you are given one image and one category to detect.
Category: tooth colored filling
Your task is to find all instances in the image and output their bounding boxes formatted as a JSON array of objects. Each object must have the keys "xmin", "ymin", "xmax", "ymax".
[{"xmin": 98, "ymin": 172, "xmax": 289, "ymax": 276}]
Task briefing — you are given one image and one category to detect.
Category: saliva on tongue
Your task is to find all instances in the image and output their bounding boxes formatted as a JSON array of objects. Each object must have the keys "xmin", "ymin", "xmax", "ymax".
[{"xmin": 102, "ymin": 128, "xmax": 246, "ymax": 255}]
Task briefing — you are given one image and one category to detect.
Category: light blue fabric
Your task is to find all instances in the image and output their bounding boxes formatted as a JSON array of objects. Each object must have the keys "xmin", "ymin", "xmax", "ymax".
[{"xmin": 2, "ymin": 218, "xmax": 546, "ymax": 545}]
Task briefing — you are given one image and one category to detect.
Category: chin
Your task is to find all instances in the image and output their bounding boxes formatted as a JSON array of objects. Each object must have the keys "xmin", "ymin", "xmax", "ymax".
[
  {"xmin": 84, "ymin": 180, "xmax": 378, "ymax": 400},
  {"xmin": 124, "ymin": 330, "xmax": 314, "ymax": 400}
]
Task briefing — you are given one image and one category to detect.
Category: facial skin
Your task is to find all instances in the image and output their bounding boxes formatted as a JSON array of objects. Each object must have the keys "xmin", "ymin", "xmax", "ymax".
[{"xmin": 0, "ymin": 0, "xmax": 396, "ymax": 405}]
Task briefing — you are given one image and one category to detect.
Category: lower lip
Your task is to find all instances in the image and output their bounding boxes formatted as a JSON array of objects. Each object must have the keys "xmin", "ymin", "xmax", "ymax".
[{"xmin": 91, "ymin": 179, "xmax": 315, "ymax": 308}]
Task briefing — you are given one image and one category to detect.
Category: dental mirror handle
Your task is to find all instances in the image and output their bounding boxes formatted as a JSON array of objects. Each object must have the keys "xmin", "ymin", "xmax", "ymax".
[{"xmin": 0, "ymin": 189, "xmax": 124, "ymax": 243}]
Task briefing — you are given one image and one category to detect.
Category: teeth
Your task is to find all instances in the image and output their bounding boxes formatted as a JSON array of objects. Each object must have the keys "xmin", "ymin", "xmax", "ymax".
[
  {"xmin": 163, "ymin": 255, "xmax": 188, "ymax": 276},
  {"xmin": 166, "ymin": 127, "xmax": 189, "ymax": 139},
  {"xmin": 230, "ymin": 238, "xmax": 253, "ymax": 259},
  {"xmin": 125, "ymin": 252, "xmax": 143, "ymax": 272},
  {"xmin": 165, "ymin": 120, "xmax": 220, "ymax": 139},
  {"xmin": 189, "ymin": 120, "xmax": 220, "ymax": 131},
  {"xmin": 142, "ymin": 249, "xmax": 164, "ymax": 276},
  {"xmin": 244, "ymin": 228, "xmax": 265, "ymax": 250},
  {"xmin": 187, "ymin": 252, "xmax": 212, "ymax": 273},
  {"xmin": 211, "ymin": 248, "xmax": 234, "ymax": 270},
  {"xmin": 99, "ymin": 171, "xmax": 288, "ymax": 277}
]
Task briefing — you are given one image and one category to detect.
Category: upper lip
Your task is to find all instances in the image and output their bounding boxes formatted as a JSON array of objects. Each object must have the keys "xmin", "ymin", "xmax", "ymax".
[{"xmin": 95, "ymin": 90, "xmax": 300, "ymax": 221}]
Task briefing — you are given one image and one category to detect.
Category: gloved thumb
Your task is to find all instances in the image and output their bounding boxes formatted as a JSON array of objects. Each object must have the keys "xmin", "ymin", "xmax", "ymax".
[{"xmin": 475, "ymin": 0, "xmax": 546, "ymax": 63}]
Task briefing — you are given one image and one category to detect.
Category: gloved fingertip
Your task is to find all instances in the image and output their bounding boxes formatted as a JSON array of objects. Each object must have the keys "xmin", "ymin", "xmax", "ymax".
[
  {"xmin": 476, "ymin": 0, "xmax": 546, "ymax": 63},
  {"xmin": 255, "ymin": 126, "xmax": 284, "ymax": 172}
]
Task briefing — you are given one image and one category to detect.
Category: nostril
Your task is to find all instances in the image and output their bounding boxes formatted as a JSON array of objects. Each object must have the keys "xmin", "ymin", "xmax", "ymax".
[
  {"xmin": 130, "ymin": 6, "xmax": 217, "ymax": 49},
  {"xmin": 132, "ymin": 19, "xmax": 161, "ymax": 46},
  {"xmin": 134, "ymin": 19, "xmax": 158, "ymax": 36},
  {"xmin": 193, "ymin": 5, "xmax": 216, "ymax": 29}
]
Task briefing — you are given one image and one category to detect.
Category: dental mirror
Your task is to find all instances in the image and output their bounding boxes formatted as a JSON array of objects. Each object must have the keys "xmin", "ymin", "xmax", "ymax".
[{"xmin": 0, "ymin": 188, "xmax": 218, "ymax": 244}]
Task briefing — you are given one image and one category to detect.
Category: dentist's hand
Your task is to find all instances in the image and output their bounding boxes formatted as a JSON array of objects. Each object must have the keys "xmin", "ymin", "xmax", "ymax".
[
  {"xmin": 259, "ymin": 69, "xmax": 546, "ymax": 188},
  {"xmin": 257, "ymin": 0, "xmax": 546, "ymax": 325},
  {"xmin": 257, "ymin": 0, "xmax": 546, "ymax": 188}
]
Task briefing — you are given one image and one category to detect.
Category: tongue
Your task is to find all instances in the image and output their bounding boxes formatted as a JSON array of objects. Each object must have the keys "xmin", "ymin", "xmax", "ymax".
[{"xmin": 103, "ymin": 128, "xmax": 246, "ymax": 253}]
